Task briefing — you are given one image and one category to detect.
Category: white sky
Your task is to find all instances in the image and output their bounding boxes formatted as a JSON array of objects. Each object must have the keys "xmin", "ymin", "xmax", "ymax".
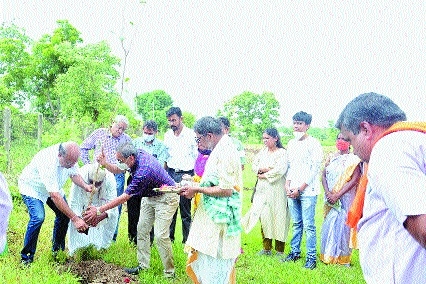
[{"xmin": 2, "ymin": 1, "xmax": 425, "ymax": 127}]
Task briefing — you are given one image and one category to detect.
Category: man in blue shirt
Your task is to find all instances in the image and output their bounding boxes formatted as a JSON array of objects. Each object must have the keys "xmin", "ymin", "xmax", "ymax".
[{"xmin": 84, "ymin": 142, "xmax": 179, "ymax": 279}]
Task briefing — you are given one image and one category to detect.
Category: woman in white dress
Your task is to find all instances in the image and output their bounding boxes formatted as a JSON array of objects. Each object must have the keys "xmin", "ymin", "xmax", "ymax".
[{"xmin": 242, "ymin": 128, "xmax": 290, "ymax": 256}]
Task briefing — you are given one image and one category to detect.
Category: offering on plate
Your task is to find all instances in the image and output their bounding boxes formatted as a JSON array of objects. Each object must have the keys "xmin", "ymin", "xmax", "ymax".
[{"xmin": 153, "ymin": 184, "xmax": 182, "ymax": 193}]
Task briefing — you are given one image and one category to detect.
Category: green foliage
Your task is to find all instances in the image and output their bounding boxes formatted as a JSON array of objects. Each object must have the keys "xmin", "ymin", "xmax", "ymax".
[
  {"xmin": 73, "ymin": 245, "xmax": 103, "ymax": 263},
  {"xmin": 182, "ymin": 111, "xmax": 196, "ymax": 128},
  {"xmin": 0, "ymin": 23, "xmax": 32, "ymax": 106},
  {"xmin": 218, "ymin": 91, "xmax": 280, "ymax": 143},
  {"xmin": 54, "ymin": 41, "xmax": 121, "ymax": 122},
  {"xmin": 0, "ymin": 20, "xmax": 125, "ymax": 125},
  {"xmin": 135, "ymin": 90, "xmax": 173, "ymax": 132}
]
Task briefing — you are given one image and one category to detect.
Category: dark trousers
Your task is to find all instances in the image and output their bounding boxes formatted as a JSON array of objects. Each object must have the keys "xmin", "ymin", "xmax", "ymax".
[
  {"xmin": 168, "ymin": 168, "xmax": 193, "ymax": 243},
  {"xmin": 126, "ymin": 175, "xmax": 154, "ymax": 245}
]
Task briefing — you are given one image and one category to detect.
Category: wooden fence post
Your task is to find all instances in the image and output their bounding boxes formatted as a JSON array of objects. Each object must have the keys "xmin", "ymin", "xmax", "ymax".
[
  {"xmin": 38, "ymin": 113, "xmax": 43, "ymax": 149},
  {"xmin": 3, "ymin": 108, "xmax": 11, "ymax": 173}
]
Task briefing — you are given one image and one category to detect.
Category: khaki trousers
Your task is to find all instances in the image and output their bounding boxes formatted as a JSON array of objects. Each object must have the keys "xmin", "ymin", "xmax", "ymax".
[{"xmin": 137, "ymin": 193, "xmax": 179, "ymax": 274}]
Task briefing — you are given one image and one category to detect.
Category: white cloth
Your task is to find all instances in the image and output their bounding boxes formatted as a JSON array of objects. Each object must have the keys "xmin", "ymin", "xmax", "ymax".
[
  {"xmin": 286, "ymin": 136, "xmax": 323, "ymax": 196},
  {"xmin": 242, "ymin": 147, "xmax": 290, "ymax": 241},
  {"xmin": 186, "ymin": 135, "xmax": 243, "ymax": 259},
  {"xmin": 67, "ymin": 164, "xmax": 118, "ymax": 255},
  {"xmin": 358, "ymin": 130, "xmax": 426, "ymax": 284},
  {"xmin": 0, "ymin": 173, "xmax": 12, "ymax": 254},
  {"xmin": 18, "ymin": 143, "xmax": 78, "ymax": 203},
  {"xmin": 164, "ymin": 126, "xmax": 198, "ymax": 171}
]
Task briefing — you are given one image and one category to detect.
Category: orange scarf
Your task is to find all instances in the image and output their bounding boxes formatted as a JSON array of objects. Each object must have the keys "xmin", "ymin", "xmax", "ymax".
[{"xmin": 346, "ymin": 121, "xmax": 426, "ymax": 229}]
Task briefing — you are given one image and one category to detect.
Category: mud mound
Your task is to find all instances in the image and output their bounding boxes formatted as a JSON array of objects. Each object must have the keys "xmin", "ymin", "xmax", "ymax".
[{"xmin": 61, "ymin": 259, "xmax": 139, "ymax": 284}]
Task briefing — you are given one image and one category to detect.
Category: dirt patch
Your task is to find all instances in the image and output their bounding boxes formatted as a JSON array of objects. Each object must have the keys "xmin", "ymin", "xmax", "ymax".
[{"xmin": 61, "ymin": 259, "xmax": 139, "ymax": 284}]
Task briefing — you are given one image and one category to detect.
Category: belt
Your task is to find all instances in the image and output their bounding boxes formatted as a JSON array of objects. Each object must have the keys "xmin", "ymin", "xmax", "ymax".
[{"xmin": 169, "ymin": 168, "xmax": 193, "ymax": 173}]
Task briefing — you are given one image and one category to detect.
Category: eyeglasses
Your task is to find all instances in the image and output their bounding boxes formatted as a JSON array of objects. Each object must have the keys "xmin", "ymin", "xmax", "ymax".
[
  {"xmin": 195, "ymin": 134, "xmax": 206, "ymax": 144},
  {"xmin": 337, "ymin": 137, "xmax": 349, "ymax": 142},
  {"xmin": 88, "ymin": 179, "xmax": 103, "ymax": 188},
  {"xmin": 117, "ymin": 156, "xmax": 130, "ymax": 164},
  {"xmin": 64, "ymin": 160, "xmax": 75, "ymax": 167}
]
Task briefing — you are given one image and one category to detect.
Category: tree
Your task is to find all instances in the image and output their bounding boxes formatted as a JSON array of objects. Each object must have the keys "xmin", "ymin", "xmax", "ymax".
[
  {"xmin": 0, "ymin": 23, "xmax": 32, "ymax": 106},
  {"xmin": 29, "ymin": 20, "xmax": 83, "ymax": 122},
  {"xmin": 135, "ymin": 90, "xmax": 173, "ymax": 132},
  {"xmin": 218, "ymin": 91, "xmax": 280, "ymax": 142},
  {"xmin": 53, "ymin": 41, "xmax": 121, "ymax": 122}
]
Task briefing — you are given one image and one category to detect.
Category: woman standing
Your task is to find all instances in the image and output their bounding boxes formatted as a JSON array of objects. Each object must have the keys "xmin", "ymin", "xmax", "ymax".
[
  {"xmin": 242, "ymin": 128, "xmax": 290, "ymax": 256},
  {"xmin": 320, "ymin": 134, "xmax": 361, "ymax": 265}
]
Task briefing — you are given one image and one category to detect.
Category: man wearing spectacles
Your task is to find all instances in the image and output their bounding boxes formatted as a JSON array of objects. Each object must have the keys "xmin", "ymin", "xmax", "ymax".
[
  {"xmin": 179, "ymin": 116, "xmax": 243, "ymax": 283},
  {"xmin": 84, "ymin": 142, "xmax": 179, "ymax": 279},
  {"xmin": 19, "ymin": 142, "xmax": 93, "ymax": 265},
  {"xmin": 67, "ymin": 163, "xmax": 118, "ymax": 255}
]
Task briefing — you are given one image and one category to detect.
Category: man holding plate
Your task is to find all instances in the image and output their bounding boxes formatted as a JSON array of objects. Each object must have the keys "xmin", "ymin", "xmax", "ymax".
[{"xmin": 83, "ymin": 142, "xmax": 179, "ymax": 279}]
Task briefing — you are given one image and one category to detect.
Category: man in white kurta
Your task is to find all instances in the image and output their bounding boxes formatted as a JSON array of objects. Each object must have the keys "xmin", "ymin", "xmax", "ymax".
[
  {"xmin": 68, "ymin": 164, "xmax": 118, "ymax": 255},
  {"xmin": 180, "ymin": 117, "xmax": 243, "ymax": 284}
]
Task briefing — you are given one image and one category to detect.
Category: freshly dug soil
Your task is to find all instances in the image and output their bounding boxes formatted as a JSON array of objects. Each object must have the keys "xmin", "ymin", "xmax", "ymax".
[{"xmin": 61, "ymin": 259, "xmax": 139, "ymax": 284}]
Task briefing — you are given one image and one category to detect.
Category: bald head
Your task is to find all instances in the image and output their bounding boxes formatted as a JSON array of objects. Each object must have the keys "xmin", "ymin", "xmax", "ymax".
[{"xmin": 59, "ymin": 141, "xmax": 80, "ymax": 168}]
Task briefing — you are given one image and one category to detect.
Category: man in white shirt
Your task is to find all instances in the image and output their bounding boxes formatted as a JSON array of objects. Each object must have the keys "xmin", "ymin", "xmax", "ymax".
[
  {"xmin": 164, "ymin": 107, "xmax": 198, "ymax": 243},
  {"xmin": 336, "ymin": 93, "xmax": 426, "ymax": 283},
  {"xmin": 283, "ymin": 111, "xmax": 323, "ymax": 270},
  {"xmin": 19, "ymin": 142, "xmax": 92, "ymax": 265}
]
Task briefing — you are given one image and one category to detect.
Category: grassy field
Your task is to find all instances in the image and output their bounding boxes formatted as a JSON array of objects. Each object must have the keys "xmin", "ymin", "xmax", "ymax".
[{"xmin": 0, "ymin": 143, "xmax": 366, "ymax": 283}]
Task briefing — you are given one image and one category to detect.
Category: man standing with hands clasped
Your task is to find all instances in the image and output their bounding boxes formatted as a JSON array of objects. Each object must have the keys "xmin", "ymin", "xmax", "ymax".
[
  {"xmin": 164, "ymin": 107, "xmax": 198, "ymax": 244},
  {"xmin": 282, "ymin": 111, "xmax": 323, "ymax": 269}
]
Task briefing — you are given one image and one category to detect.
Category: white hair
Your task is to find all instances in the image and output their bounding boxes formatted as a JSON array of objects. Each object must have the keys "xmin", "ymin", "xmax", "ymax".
[{"xmin": 113, "ymin": 115, "xmax": 129, "ymax": 126}]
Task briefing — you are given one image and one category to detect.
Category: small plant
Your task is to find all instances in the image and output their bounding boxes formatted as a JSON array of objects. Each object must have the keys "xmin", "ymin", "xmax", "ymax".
[
  {"xmin": 73, "ymin": 245, "xmax": 103, "ymax": 263},
  {"xmin": 51, "ymin": 250, "xmax": 68, "ymax": 264}
]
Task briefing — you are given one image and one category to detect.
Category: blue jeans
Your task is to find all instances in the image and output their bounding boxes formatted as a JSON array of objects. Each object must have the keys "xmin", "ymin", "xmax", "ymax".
[
  {"xmin": 20, "ymin": 195, "xmax": 69, "ymax": 262},
  {"xmin": 288, "ymin": 195, "xmax": 317, "ymax": 260},
  {"xmin": 113, "ymin": 173, "xmax": 125, "ymax": 241}
]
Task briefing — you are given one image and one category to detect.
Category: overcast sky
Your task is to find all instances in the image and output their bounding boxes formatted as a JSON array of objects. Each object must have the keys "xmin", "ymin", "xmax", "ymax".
[{"xmin": 2, "ymin": 1, "xmax": 425, "ymax": 127}]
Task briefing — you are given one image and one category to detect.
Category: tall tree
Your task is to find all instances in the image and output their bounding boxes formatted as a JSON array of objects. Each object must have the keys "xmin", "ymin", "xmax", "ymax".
[
  {"xmin": 218, "ymin": 91, "xmax": 280, "ymax": 142},
  {"xmin": 135, "ymin": 90, "xmax": 173, "ymax": 132},
  {"xmin": 29, "ymin": 20, "xmax": 83, "ymax": 122},
  {"xmin": 53, "ymin": 41, "xmax": 120, "ymax": 122}
]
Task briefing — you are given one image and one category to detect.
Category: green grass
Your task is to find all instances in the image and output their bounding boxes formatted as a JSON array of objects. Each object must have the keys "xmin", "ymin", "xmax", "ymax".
[{"xmin": 1, "ymin": 143, "xmax": 365, "ymax": 283}]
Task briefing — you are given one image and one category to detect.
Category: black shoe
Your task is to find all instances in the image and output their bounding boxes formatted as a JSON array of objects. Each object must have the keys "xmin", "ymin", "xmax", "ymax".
[
  {"xmin": 124, "ymin": 266, "xmax": 145, "ymax": 275},
  {"xmin": 21, "ymin": 259, "xmax": 32, "ymax": 267},
  {"xmin": 282, "ymin": 252, "xmax": 301, "ymax": 262},
  {"xmin": 304, "ymin": 258, "xmax": 317, "ymax": 269}
]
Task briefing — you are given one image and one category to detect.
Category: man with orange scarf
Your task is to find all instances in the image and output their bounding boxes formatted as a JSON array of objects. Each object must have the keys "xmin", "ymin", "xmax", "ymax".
[{"xmin": 336, "ymin": 92, "xmax": 426, "ymax": 284}]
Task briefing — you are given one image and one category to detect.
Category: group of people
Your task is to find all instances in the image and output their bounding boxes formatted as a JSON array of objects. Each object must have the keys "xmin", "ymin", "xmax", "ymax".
[
  {"xmin": 243, "ymin": 111, "xmax": 323, "ymax": 270},
  {"xmin": 7, "ymin": 92, "xmax": 425, "ymax": 283}
]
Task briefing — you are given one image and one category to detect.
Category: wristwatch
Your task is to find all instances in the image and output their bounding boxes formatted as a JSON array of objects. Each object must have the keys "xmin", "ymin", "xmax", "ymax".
[{"xmin": 96, "ymin": 207, "xmax": 102, "ymax": 216}]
